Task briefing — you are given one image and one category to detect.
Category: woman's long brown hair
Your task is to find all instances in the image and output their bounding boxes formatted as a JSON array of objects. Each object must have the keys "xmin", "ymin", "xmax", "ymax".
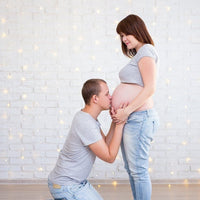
[{"xmin": 116, "ymin": 14, "xmax": 154, "ymax": 58}]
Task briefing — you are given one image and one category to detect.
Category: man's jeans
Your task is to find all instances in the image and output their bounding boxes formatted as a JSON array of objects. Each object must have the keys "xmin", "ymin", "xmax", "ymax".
[
  {"xmin": 48, "ymin": 179, "xmax": 103, "ymax": 200},
  {"xmin": 121, "ymin": 109, "xmax": 159, "ymax": 200}
]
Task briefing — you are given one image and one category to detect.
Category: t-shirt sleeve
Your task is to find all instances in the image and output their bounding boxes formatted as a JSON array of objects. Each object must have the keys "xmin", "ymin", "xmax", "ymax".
[
  {"xmin": 76, "ymin": 119, "xmax": 102, "ymax": 146},
  {"xmin": 135, "ymin": 45, "xmax": 158, "ymax": 64}
]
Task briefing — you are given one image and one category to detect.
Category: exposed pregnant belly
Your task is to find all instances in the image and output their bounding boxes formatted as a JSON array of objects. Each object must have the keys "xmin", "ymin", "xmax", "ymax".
[{"xmin": 111, "ymin": 83, "xmax": 153, "ymax": 112}]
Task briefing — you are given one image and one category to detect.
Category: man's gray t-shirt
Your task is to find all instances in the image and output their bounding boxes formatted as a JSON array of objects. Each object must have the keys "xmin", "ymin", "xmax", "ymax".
[{"xmin": 48, "ymin": 110, "xmax": 102, "ymax": 185}]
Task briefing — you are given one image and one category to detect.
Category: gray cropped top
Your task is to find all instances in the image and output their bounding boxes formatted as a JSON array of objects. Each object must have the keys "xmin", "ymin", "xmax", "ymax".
[{"xmin": 119, "ymin": 44, "xmax": 158, "ymax": 87}]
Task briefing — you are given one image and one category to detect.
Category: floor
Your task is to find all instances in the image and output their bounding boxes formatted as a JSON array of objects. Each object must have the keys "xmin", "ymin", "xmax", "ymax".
[{"xmin": 0, "ymin": 183, "xmax": 200, "ymax": 200}]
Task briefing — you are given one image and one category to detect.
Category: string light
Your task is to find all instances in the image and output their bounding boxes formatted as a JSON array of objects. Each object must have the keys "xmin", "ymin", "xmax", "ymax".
[
  {"xmin": 112, "ymin": 181, "xmax": 117, "ymax": 186},
  {"xmin": 182, "ymin": 141, "xmax": 187, "ymax": 145},
  {"xmin": 22, "ymin": 94, "xmax": 27, "ymax": 99},
  {"xmin": 1, "ymin": 18, "xmax": 6, "ymax": 24},
  {"xmin": 22, "ymin": 65, "xmax": 28, "ymax": 71},
  {"xmin": 96, "ymin": 10, "xmax": 100, "ymax": 14},
  {"xmin": 3, "ymin": 89, "xmax": 8, "ymax": 94},
  {"xmin": 24, "ymin": 105, "xmax": 28, "ymax": 110},
  {"xmin": 91, "ymin": 56, "xmax": 96, "ymax": 60},
  {"xmin": 166, "ymin": 6, "xmax": 171, "ymax": 11},
  {"xmin": 18, "ymin": 49, "xmax": 23, "ymax": 53},
  {"xmin": 148, "ymin": 168, "xmax": 152, "ymax": 173},
  {"xmin": 34, "ymin": 45, "xmax": 39, "ymax": 50},
  {"xmin": 95, "ymin": 40, "xmax": 100, "ymax": 45},
  {"xmin": 168, "ymin": 184, "xmax": 171, "ymax": 189},
  {"xmin": 7, "ymin": 74, "xmax": 12, "ymax": 79},
  {"xmin": 38, "ymin": 167, "xmax": 43, "ymax": 171},
  {"xmin": 186, "ymin": 157, "xmax": 190, "ymax": 163},
  {"xmin": 97, "ymin": 184, "xmax": 101, "ymax": 188},
  {"xmin": 183, "ymin": 179, "xmax": 189, "ymax": 185},
  {"xmin": 97, "ymin": 67, "xmax": 101, "ymax": 72},
  {"xmin": 1, "ymin": 32, "xmax": 7, "ymax": 38},
  {"xmin": 59, "ymin": 120, "xmax": 64, "ymax": 125},
  {"xmin": 75, "ymin": 67, "xmax": 80, "ymax": 72}
]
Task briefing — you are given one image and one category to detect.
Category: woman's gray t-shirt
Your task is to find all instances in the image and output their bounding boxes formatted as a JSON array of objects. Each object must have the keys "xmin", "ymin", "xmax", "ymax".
[
  {"xmin": 119, "ymin": 44, "xmax": 159, "ymax": 87},
  {"xmin": 48, "ymin": 110, "xmax": 102, "ymax": 185}
]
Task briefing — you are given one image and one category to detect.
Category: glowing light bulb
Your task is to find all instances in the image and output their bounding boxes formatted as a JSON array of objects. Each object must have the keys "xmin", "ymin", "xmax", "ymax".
[
  {"xmin": 115, "ymin": 7, "xmax": 119, "ymax": 11},
  {"xmin": 22, "ymin": 94, "xmax": 27, "ymax": 99},
  {"xmin": 184, "ymin": 179, "xmax": 189, "ymax": 185},
  {"xmin": 2, "ymin": 114, "xmax": 8, "ymax": 119},
  {"xmin": 1, "ymin": 18, "xmax": 6, "ymax": 24},
  {"xmin": 166, "ymin": 6, "xmax": 171, "ymax": 11},
  {"xmin": 97, "ymin": 184, "xmax": 101, "ymax": 188},
  {"xmin": 57, "ymin": 149, "xmax": 61, "ymax": 152},
  {"xmin": 7, "ymin": 74, "xmax": 12, "ymax": 79},
  {"xmin": 186, "ymin": 157, "xmax": 190, "ymax": 163},
  {"xmin": 166, "ymin": 122, "xmax": 172, "ymax": 128},
  {"xmin": 21, "ymin": 77, "xmax": 26, "ymax": 81},
  {"xmin": 149, "ymin": 157, "xmax": 153, "ymax": 162},
  {"xmin": 34, "ymin": 45, "xmax": 39, "ymax": 50},
  {"xmin": 148, "ymin": 168, "xmax": 152, "ymax": 173},
  {"xmin": 59, "ymin": 110, "xmax": 63, "ymax": 114},
  {"xmin": 23, "ymin": 65, "xmax": 28, "ymax": 71},
  {"xmin": 52, "ymin": 52, "xmax": 57, "ymax": 57},
  {"xmin": 72, "ymin": 25, "xmax": 77, "ymax": 30},
  {"xmin": 112, "ymin": 181, "xmax": 117, "ymax": 186},
  {"xmin": 1, "ymin": 32, "xmax": 7, "ymax": 38},
  {"xmin": 24, "ymin": 105, "xmax": 28, "ymax": 110},
  {"xmin": 165, "ymin": 79, "xmax": 170, "ymax": 85},
  {"xmin": 168, "ymin": 184, "xmax": 171, "ymax": 189},
  {"xmin": 60, "ymin": 120, "xmax": 64, "ymax": 125},
  {"xmin": 9, "ymin": 135, "xmax": 13, "ymax": 140},
  {"xmin": 115, "ymin": 48, "xmax": 119, "ymax": 53},
  {"xmin": 75, "ymin": 67, "xmax": 80, "ymax": 72},
  {"xmin": 38, "ymin": 167, "xmax": 43, "ymax": 171},
  {"xmin": 168, "ymin": 96, "xmax": 172, "ymax": 100},
  {"xmin": 168, "ymin": 67, "xmax": 172, "ymax": 71},
  {"xmin": 186, "ymin": 120, "xmax": 190, "ymax": 125},
  {"xmin": 170, "ymin": 171, "xmax": 174, "ymax": 175},
  {"xmin": 97, "ymin": 67, "xmax": 101, "ymax": 72},
  {"xmin": 18, "ymin": 49, "xmax": 23, "ymax": 53},
  {"xmin": 182, "ymin": 141, "xmax": 187, "ymax": 145},
  {"xmin": 91, "ymin": 56, "xmax": 96, "ymax": 60},
  {"xmin": 21, "ymin": 156, "xmax": 24, "ymax": 160},
  {"xmin": 186, "ymin": 67, "xmax": 190, "ymax": 71},
  {"xmin": 95, "ymin": 40, "xmax": 100, "ymax": 45},
  {"xmin": 3, "ymin": 89, "xmax": 8, "ymax": 94},
  {"xmin": 187, "ymin": 19, "xmax": 192, "ymax": 25},
  {"xmin": 96, "ymin": 10, "xmax": 100, "ymax": 14}
]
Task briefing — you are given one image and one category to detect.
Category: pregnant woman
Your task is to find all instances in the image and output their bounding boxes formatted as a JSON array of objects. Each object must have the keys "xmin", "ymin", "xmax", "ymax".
[{"xmin": 111, "ymin": 14, "xmax": 159, "ymax": 200}]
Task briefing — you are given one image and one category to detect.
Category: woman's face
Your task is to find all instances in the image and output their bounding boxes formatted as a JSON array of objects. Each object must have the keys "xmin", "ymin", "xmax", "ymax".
[{"xmin": 120, "ymin": 33, "xmax": 142, "ymax": 51}]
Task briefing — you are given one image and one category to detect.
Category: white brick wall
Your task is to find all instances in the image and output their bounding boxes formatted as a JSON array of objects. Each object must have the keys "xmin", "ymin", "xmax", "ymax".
[{"xmin": 0, "ymin": 0, "xmax": 200, "ymax": 182}]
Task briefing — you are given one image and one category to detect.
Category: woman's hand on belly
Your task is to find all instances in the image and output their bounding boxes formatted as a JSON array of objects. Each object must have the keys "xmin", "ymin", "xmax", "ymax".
[{"xmin": 111, "ymin": 103, "xmax": 129, "ymax": 124}]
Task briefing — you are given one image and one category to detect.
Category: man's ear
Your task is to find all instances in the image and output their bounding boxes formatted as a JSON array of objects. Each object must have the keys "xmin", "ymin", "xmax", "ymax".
[{"xmin": 91, "ymin": 95, "xmax": 98, "ymax": 104}]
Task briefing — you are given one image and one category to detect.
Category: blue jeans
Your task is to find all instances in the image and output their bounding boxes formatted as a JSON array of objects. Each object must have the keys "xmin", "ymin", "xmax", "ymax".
[
  {"xmin": 121, "ymin": 109, "xmax": 159, "ymax": 200},
  {"xmin": 48, "ymin": 179, "xmax": 103, "ymax": 200}
]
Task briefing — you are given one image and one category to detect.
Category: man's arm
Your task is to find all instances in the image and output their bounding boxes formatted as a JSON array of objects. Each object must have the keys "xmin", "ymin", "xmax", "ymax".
[{"xmin": 89, "ymin": 122, "xmax": 124, "ymax": 163}]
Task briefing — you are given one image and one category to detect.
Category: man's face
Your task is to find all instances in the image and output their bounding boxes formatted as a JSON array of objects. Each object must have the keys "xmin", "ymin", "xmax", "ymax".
[{"xmin": 97, "ymin": 82, "xmax": 111, "ymax": 110}]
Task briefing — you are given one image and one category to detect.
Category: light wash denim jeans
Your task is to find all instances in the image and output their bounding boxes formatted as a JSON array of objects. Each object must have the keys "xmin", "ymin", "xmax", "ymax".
[
  {"xmin": 121, "ymin": 109, "xmax": 159, "ymax": 200},
  {"xmin": 48, "ymin": 179, "xmax": 103, "ymax": 200}
]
